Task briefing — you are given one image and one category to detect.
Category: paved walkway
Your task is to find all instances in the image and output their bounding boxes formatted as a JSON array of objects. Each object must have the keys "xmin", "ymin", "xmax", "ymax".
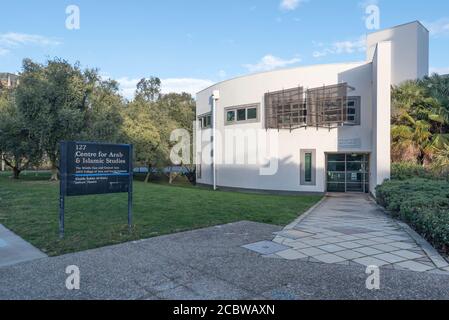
[
  {"xmin": 0, "ymin": 225, "xmax": 47, "ymax": 268},
  {"xmin": 1, "ymin": 221, "xmax": 449, "ymax": 300},
  {"xmin": 244, "ymin": 194, "xmax": 449, "ymax": 274}
]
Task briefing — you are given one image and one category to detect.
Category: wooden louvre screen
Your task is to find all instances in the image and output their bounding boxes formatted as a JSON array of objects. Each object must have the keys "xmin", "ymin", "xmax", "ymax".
[{"xmin": 265, "ymin": 83, "xmax": 351, "ymax": 130}]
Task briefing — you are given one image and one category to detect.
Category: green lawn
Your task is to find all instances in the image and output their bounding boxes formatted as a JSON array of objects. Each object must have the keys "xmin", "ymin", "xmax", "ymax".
[{"xmin": 0, "ymin": 172, "xmax": 322, "ymax": 256}]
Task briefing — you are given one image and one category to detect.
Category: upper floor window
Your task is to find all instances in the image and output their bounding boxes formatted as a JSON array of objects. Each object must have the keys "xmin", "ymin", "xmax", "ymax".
[
  {"xmin": 345, "ymin": 96, "xmax": 361, "ymax": 126},
  {"xmin": 199, "ymin": 113, "xmax": 212, "ymax": 129},
  {"xmin": 225, "ymin": 104, "xmax": 259, "ymax": 125}
]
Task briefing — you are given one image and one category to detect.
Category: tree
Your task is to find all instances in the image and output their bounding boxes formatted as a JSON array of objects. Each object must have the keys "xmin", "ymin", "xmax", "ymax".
[
  {"xmin": 82, "ymin": 79, "xmax": 124, "ymax": 143},
  {"xmin": 122, "ymin": 98, "xmax": 177, "ymax": 183},
  {"xmin": 135, "ymin": 77, "xmax": 161, "ymax": 102},
  {"xmin": 158, "ymin": 92, "xmax": 197, "ymax": 184},
  {"xmin": 11, "ymin": 58, "xmax": 130, "ymax": 181},
  {"xmin": 392, "ymin": 78, "xmax": 449, "ymax": 166},
  {"xmin": 0, "ymin": 93, "xmax": 42, "ymax": 179}
]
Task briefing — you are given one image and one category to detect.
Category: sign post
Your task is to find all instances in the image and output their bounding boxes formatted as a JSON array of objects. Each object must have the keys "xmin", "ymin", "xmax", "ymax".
[
  {"xmin": 59, "ymin": 141, "xmax": 133, "ymax": 238},
  {"xmin": 128, "ymin": 144, "xmax": 133, "ymax": 230}
]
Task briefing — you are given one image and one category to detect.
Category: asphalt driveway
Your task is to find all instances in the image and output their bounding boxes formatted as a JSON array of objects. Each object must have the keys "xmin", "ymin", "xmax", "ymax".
[{"xmin": 1, "ymin": 220, "xmax": 449, "ymax": 300}]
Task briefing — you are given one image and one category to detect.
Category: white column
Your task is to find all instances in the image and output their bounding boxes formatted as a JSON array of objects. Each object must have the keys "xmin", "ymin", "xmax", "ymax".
[
  {"xmin": 370, "ymin": 41, "xmax": 392, "ymax": 195},
  {"xmin": 212, "ymin": 90, "xmax": 220, "ymax": 191}
]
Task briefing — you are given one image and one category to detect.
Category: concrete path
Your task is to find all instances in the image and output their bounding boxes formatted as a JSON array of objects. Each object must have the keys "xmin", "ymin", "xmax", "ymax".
[
  {"xmin": 247, "ymin": 194, "xmax": 449, "ymax": 274},
  {"xmin": 0, "ymin": 225, "xmax": 47, "ymax": 268},
  {"xmin": 1, "ymin": 221, "xmax": 449, "ymax": 300}
]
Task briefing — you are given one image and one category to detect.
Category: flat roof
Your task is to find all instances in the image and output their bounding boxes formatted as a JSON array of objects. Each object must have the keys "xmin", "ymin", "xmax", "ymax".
[
  {"xmin": 196, "ymin": 61, "xmax": 366, "ymax": 95},
  {"xmin": 367, "ymin": 20, "xmax": 430, "ymax": 36}
]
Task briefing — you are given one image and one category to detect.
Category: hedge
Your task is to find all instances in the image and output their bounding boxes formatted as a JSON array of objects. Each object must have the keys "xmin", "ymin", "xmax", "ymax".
[{"xmin": 376, "ymin": 178, "xmax": 449, "ymax": 254}]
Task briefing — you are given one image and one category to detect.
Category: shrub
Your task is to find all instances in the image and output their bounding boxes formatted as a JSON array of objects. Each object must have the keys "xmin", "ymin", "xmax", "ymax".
[
  {"xmin": 391, "ymin": 162, "xmax": 434, "ymax": 180},
  {"xmin": 376, "ymin": 178, "xmax": 449, "ymax": 253}
]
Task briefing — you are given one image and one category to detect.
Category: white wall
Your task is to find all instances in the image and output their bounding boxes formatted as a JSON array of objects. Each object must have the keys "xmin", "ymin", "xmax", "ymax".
[
  {"xmin": 370, "ymin": 41, "xmax": 392, "ymax": 194},
  {"xmin": 366, "ymin": 21, "xmax": 429, "ymax": 85}
]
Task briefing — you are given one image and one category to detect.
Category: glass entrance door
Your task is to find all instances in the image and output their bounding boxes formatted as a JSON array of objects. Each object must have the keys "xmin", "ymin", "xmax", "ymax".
[{"xmin": 327, "ymin": 154, "xmax": 369, "ymax": 193}]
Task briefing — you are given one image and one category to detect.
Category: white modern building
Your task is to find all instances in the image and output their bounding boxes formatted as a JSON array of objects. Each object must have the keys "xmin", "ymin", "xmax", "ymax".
[{"xmin": 195, "ymin": 21, "xmax": 429, "ymax": 195}]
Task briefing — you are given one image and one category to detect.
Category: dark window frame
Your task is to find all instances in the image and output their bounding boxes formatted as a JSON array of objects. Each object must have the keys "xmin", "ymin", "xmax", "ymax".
[
  {"xmin": 344, "ymin": 96, "xmax": 361, "ymax": 126},
  {"xmin": 225, "ymin": 104, "xmax": 260, "ymax": 125}
]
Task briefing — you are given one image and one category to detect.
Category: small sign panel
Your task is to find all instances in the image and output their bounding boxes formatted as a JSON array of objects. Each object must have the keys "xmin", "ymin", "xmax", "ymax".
[{"xmin": 61, "ymin": 142, "xmax": 132, "ymax": 197}]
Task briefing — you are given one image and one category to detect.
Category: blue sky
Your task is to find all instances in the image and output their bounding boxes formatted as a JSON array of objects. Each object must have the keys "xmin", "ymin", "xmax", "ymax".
[{"xmin": 1, "ymin": 0, "xmax": 449, "ymax": 98}]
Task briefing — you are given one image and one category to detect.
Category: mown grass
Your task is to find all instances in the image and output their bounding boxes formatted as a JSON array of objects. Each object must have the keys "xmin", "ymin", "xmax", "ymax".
[{"xmin": 0, "ymin": 172, "xmax": 321, "ymax": 256}]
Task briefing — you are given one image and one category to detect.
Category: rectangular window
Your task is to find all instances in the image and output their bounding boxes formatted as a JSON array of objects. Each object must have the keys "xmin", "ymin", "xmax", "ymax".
[
  {"xmin": 345, "ymin": 97, "xmax": 361, "ymax": 126},
  {"xmin": 305, "ymin": 153, "xmax": 312, "ymax": 182},
  {"xmin": 247, "ymin": 108, "xmax": 257, "ymax": 120},
  {"xmin": 300, "ymin": 149, "xmax": 316, "ymax": 186},
  {"xmin": 227, "ymin": 110, "xmax": 235, "ymax": 122},
  {"xmin": 225, "ymin": 104, "xmax": 260, "ymax": 125},
  {"xmin": 198, "ymin": 113, "xmax": 212, "ymax": 129},
  {"xmin": 237, "ymin": 109, "xmax": 246, "ymax": 121},
  {"xmin": 197, "ymin": 164, "xmax": 202, "ymax": 179}
]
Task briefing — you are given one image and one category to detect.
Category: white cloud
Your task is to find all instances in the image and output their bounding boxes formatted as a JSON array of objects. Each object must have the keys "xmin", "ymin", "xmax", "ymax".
[
  {"xmin": 0, "ymin": 32, "xmax": 61, "ymax": 47},
  {"xmin": 280, "ymin": 0, "xmax": 308, "ymax": 11},
  {"xmin": 243, "ymin": 54, "xmax": 301, "ymax": 73},
  {"xmin": 0, "ymin": 32, "xmax": 61, "ymax": 56},
  {"xmin": 312, "ymin": 36, "xmax": 366, "ymax": 58},
  {"xmin": 424, "ymin": 18, "xmax": 449, "ymax": 37},
  {"xmin": 430, "ymin": 67, "xmax": 449, "ymax": 75},
  {"xmin": 117, "ymin": 77, "xmax": 214, "ymax": 100}
]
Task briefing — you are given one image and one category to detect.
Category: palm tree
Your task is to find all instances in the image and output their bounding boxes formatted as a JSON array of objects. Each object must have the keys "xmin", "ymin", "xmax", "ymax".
[{"xmin": 391, "ymin": 79, "xmax": 449, "ymax": 165}]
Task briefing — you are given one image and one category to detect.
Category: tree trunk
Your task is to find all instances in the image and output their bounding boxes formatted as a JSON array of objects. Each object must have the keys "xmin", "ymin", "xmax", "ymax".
[
  {"xmin": 12, "ymin": 167, "xmax": 20, "ymax": 179},
  {"xmin": 50, "ymin": 166, "xmax": 59, "ymax": 181},
  {"xmin": 144, "ymin": 165, "xmax": 152, "ymax": 183}
]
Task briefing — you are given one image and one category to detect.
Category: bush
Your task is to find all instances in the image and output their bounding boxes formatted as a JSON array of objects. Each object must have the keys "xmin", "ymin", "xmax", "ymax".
[
  {"xmin": 376, "ymin": 178, "xmax": 449, "ymax": 253},
  {"xmin": 391, "ymin": 162, "xmax": 434, "ymax": 180}
]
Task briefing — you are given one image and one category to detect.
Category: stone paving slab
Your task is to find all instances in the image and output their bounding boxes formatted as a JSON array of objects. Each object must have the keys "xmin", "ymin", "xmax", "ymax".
[
  {"xmin": 0, "ymin": 225, "xmax": 47, "ymax": 268},
  {"xmin": 243, "ymin": 194, "xmax": 449, "ymax": 274}
]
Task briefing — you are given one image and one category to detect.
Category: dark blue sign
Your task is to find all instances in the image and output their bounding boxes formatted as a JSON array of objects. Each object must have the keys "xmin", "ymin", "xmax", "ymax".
[
  {"xmin": 61, "ymin": 142, "xmax": 132, "ymax": 196},
  {"xmin": 59, "ymin": 141, "xmax": 133, "ymax": 237}
]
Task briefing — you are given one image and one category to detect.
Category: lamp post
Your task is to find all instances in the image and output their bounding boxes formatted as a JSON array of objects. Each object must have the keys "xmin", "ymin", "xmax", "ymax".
[{"xmin": 212, "ymin": 90, "xmax": 220, "ymax": 191}]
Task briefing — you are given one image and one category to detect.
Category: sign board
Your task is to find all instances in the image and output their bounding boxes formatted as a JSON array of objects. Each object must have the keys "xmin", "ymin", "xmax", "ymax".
[
  {"xmin": 61, "ymin": 142, "xmax": 132, "ymax": 196},
  {"xmin": 59, "ymin": 141, "xmax": 133, "ymax": 238},
  {"xmin": 338, "ymin": 138, "xmax": 362, "ymax": 149}
]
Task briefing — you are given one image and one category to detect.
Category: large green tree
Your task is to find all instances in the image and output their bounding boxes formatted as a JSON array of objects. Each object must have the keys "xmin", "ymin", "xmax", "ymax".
[
  {"xmin": 0, "ymin": 91, "xmax": 42, "ymax": 178},
  {"xmin": 135, "ymin": 77, "xmax": 161, "ymax": 102},
  {"xmin": 15, "ymin": 58, "xmax": 90, "ymax": 180},
  {"xmin": 82, "ymin": 78, "xmax": 124, "ymax": 143},
  {"xmin": 157, "ymin": 92, "xmax": 196, "ymax": 183},
  {"xmin": 14, "ymin": 58, "xmax": 125, "ymax": 180},
  {"xmin": 123, "ymin": 98, "xmax": 177, "ymax": 183}
]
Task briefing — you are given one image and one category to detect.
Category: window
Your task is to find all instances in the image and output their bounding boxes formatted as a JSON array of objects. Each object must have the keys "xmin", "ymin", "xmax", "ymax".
[
  {"xmin": 199, "ymin": 113, "xmax": 212, "ymax": 129},
  {"xmin": 227, "ymin": 110, "xmax": 235, "ymax": 122},
  {"xmin": 225, "ymin": 104, "xmax": 259, "ymax": 125},
  {"xmin": 237, "ymin": 109, "xmax": 246, "ymax": 121},
  {"xmin": 345, "ymin": 97, "xmax": 361, "ymax": 126},
  {"xmin": 197, "ymin": 164, "xmax": 202, "ymax": 179},
  {"xmin": 247, "ymin": 108, "xmax": 257, "ymax": 120},
  {"xmin": 305, "ymin": 153, "xmax": 312, "ymax": 183},
  {"xmin": 300, "ymin": 149, "xmax": 316, "ymax": 186}
]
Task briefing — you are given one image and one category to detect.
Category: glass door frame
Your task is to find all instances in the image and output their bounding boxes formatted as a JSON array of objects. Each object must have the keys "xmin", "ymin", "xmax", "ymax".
[{"xmin": 325, "ymin": 153, "xmax": 370, "ymax": 193}]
